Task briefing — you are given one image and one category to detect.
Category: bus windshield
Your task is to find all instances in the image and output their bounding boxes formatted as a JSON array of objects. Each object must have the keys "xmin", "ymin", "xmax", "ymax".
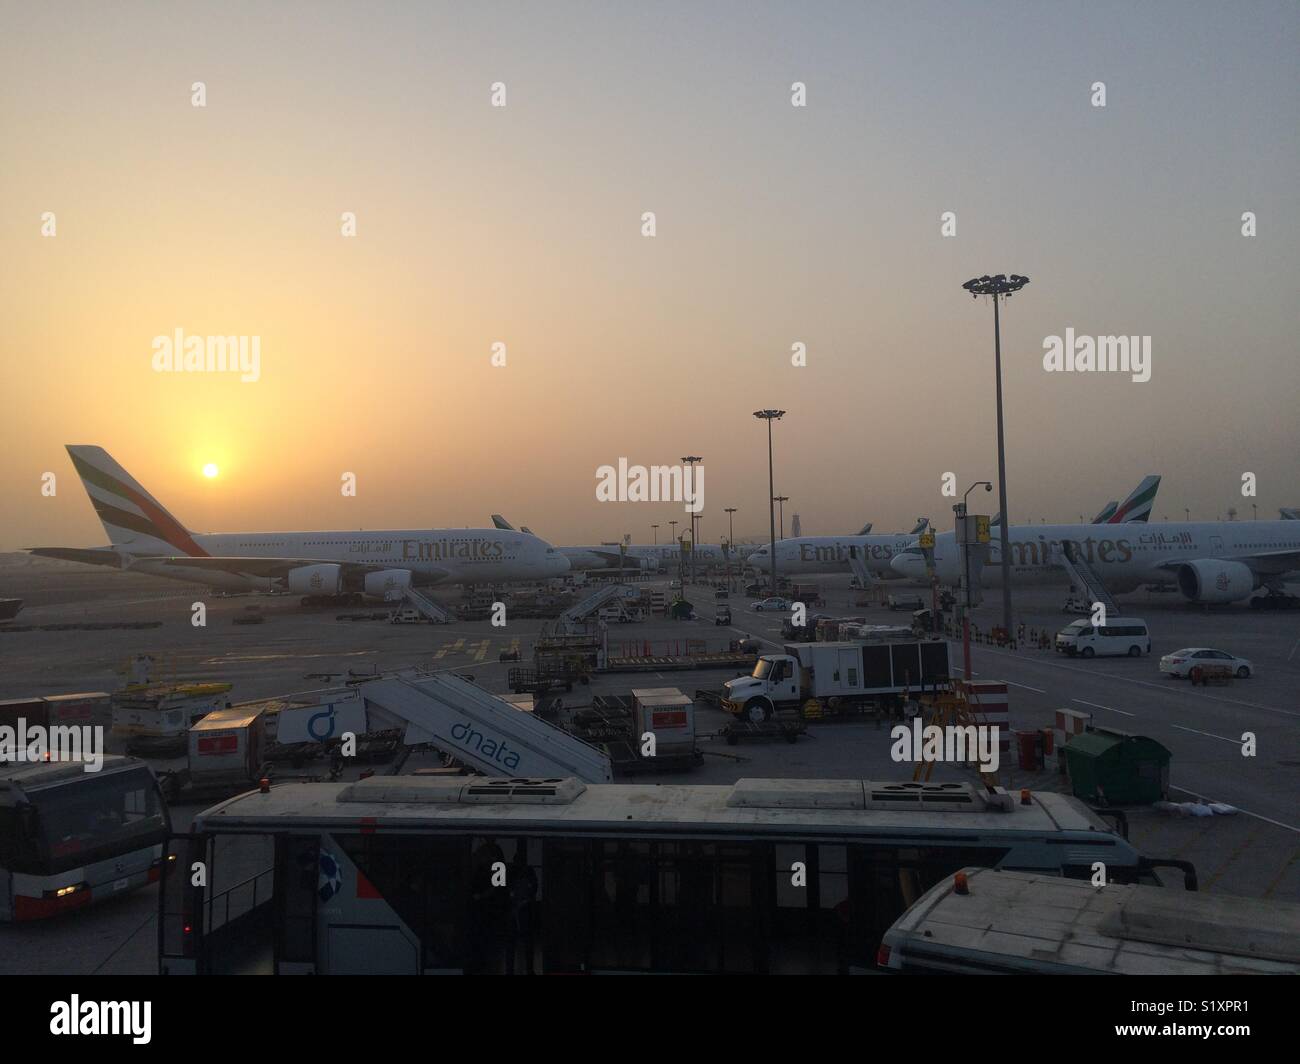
[{"xmin": 26, "ymin": 767, "xmax": 166, "ymax": 875}]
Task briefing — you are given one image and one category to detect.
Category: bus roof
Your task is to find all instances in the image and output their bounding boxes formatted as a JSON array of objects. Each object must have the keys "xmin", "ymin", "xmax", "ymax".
[
  {"xmin": 884, "ymin": 867, "xmax": 1300, "ymax": 974},
  {"xmin": 194, "ymin": 776, "xmax": 1113, "ymax": 840},
  {"xmin": 0, "ymin": 754, "xmax": 143, "ymax": 794}
]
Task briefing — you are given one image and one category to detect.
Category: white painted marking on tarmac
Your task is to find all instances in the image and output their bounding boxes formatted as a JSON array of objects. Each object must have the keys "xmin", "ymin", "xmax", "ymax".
[
  {"xmin": 1004, "ymin": 680, "xmax": 1046, "ymax": 693},
  {"xmin": 1170, "ymin": 724, "xmax": 1242, "ymax": 745},
  {"xmin": 1289, "ymin": 637, "xmax": 1300, "ymax": 662},
  {"xmin": 1072, "ymin": 698, "xmax": 1134, "ymax": 717}
]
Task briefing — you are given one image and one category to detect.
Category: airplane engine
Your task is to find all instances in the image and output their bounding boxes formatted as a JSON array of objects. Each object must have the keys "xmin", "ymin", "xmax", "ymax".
[
  {"xmin": 363, "ymin": 568, "xmax": 413, "ymax": 597},
  {"xmin": 1175, "ymin": 559, "xmax": 1257, "ymax": 604},
  {"xmin": 287, "ymin": 563, "xmax": 343, "ymax": 596}
]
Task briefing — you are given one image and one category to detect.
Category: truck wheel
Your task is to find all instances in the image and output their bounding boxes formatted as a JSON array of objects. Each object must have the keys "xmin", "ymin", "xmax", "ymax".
[
  {"xmin": 744, "ymin": 698, "xmax": 773, "ymax": 723},
  {"xmin": 1128, "ymin": 645, "xmax": 1141, "ymax": 658},
  {"xmin": 1081, "ymin": 647, "xmax": 1095, "ymax": 659}
]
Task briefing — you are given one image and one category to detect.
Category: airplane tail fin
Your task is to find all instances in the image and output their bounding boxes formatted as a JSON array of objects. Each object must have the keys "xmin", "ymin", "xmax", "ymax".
[
  {"xmin": 1091, "ymin": 500, "xmax": 1119, "ymax": 523},
  {"xmin": 910, "ymin": 518, "xmax": 930, "ymax": 535},
  {"xmin": 1109, "ymin": 475, "xmax": 1160, "ymax": 523},
  {"xmin": 1280, "ymin": 508, "xmax": 1299, "ymax": 520},
  {"xmin": 65, "ymin": 446, "xmax": 206, "ymax": 556},
  {"xmin": 854, "ymin": 523, "xmax": 873, "ymax": 536},
  {"xmin": 491, "ymin": 514, "xmax": 517, "ymax": 531}
]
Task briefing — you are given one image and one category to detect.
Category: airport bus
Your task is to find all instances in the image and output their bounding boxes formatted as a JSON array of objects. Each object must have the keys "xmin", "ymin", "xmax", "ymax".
[
  {"xmin": 0, "ymin": 756, "xmax": 171, "ymax": 920},
  {"xmin": 159, "ymin": 776, "xmax": 1196, "ymax": 974}
]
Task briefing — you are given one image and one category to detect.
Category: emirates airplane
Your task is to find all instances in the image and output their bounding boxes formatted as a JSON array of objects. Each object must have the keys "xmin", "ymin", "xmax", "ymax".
[
  {"xmin": 890, "ymin": 520, "xmax": 1300, "ymax": 607},
  {"xmin": 29, "ymin": 446, "xmax": 569, "ymax": 596},
  {"xmin": 748, "ymin": 478, "xmax": 1161, "ymax": 582}
]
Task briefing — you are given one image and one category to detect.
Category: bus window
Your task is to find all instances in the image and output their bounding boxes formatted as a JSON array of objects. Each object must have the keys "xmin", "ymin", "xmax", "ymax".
[
  {"xmin": 816, "ymin": 845, "xmax": 851, "ymax": 972},
  {"xmin": 850, "ymin": 844, "xmax": 1013, "ymax": 962},
  {"xmin": 275, "ymin": 835, "xmax": 319, "ymax": 966},
  {"xmin": 591, "ymin": 840, "xmax": 653, "ymax": 971},
  {"xmin": 34, "ymin": 768, "xmax": 165, "ymax": 874},
  {"xmin": 655, "ymin": 841, "xmax": 718, "ymax": 972},
  {"xmin": 542, "ymin": 838, "xmax": 593, "ymax": 972},
  {"xmin": 466, "ymin": 837, "xmax": 513, "ymax": 974},
  {"xmin": 717, "ymin": 843, "xmax": 759, "ymax": 973}
]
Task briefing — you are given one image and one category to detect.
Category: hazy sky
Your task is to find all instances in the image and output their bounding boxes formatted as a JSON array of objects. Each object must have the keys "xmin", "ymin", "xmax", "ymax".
[{"xmin": 2, "ymin": 1, "xmax": 1297, "ymax": 552}]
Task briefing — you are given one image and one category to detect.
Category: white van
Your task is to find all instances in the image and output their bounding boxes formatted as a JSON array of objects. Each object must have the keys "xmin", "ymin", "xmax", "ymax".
[{"xmin": 1055, "ymin": 617, "xmax": 1151, "ymax": 658}]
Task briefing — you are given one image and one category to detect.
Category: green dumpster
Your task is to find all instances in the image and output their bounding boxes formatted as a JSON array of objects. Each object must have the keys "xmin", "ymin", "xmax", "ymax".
[{"xmin": 1062, "ymin": 727, "xmax": 1170, "ymax": 805}]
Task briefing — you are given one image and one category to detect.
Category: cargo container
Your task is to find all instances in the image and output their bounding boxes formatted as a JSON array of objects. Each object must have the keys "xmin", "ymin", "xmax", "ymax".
[
  {"xmin": 631, "ymin": 687, "xmax": 695, "ymax": 756},
  {"xmin": 0, "ymin": 693, "xmax": 111, "ymax": 732}
]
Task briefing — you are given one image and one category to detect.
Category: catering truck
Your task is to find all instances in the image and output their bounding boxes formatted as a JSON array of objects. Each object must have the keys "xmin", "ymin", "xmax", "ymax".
[{"xmin": 722, "ymin": 639, "xmax": 951, "ymax": 722}]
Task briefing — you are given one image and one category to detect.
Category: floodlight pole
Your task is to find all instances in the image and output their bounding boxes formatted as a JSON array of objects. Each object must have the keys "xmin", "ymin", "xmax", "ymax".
[
  {"xmin": 754, "ymin": 411, "xmax": 785, "ymax": 596},
  {"xmin": 962, "ymin": 274, "xmax": 1029, "ymax": 638}
]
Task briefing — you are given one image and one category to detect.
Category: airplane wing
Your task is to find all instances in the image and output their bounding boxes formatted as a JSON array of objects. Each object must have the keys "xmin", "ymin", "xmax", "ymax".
[
  {"xmin": 28, "ymin": 547, "xmax": 131, "ymax": 568},
  {"xmin": 161, "ymin": 556, "xmax": 453, "ymax": 583}
]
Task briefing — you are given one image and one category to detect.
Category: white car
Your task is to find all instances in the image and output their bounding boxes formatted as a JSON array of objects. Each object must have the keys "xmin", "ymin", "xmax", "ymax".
[
  {"xmin": 1159, "ymin": 648, "xmax": 1253, "ymax": 679},
  {"xmin": 752, "ymin": 597, "xmax": 790, "ymax": 611}
]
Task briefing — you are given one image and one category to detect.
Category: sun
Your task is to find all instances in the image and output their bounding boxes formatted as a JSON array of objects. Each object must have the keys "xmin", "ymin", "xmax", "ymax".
[{"xmin": 202, "ymin": 463, "xmax": 219, "ymax": 479}]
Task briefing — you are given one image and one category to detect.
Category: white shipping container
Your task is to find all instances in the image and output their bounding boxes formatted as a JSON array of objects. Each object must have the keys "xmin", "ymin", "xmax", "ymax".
[{"xmin": 631, "ymin": 687, "xmax": 695, "ymax": 755}]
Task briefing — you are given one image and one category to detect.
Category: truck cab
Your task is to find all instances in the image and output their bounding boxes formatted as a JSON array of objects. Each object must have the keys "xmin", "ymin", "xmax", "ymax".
[{"xmin": 723, "ymin": 654, "xmax": 800, "ymax": 721}]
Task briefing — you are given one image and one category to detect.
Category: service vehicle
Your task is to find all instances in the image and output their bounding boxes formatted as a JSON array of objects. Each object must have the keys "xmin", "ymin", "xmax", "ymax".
[
  {"xmin": 752, "ymin": 597, "xmax": 790, "ymax": 611},
  {"xmin": 715, "ymin": 606, "xmax": 732, "ymax": 626},
  {"xmin": 1, "ymin": 756, "xmax": 170, "ymax": 921},
  {"xmin": 887, "ymin": 593, "xmax": 926, "ymax": 611},
  {"xmin": 1054, "ymin": 618, "xmax": 1151, "ymax": 658},
  {"xmin": 111, "ymin": 681, "xmax": 234, "ymax": 755},
  {"xmin": 1159, "ymin": 647, "xmax": 1253, "ymax": 679},
  {"xmin": 159, "ymin": 776, "xmax": 1194, "ymax": 975},
  {"xmin": 722, "ymin": 639, "xmax": 950, "ymax": 721}
]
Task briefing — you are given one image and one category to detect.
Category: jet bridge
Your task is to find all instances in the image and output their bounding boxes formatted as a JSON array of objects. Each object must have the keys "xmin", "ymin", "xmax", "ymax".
[
  {"xmin": 359, "ymin": 668, "xmax": 613, "ymax": 782},
  {"xmin": 1050, "ymin": 542, "xmax": 1120, "ymax": 618},
  {"xmin": 401, "ymin": 587, "xmax": 451, "ymax": 623}
]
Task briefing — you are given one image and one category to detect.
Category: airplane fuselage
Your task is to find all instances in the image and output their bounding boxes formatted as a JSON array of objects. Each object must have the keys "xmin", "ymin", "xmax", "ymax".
[
  {"xmin": 124, "ymin": 529, "xmax": 567, "ymax": 589},
  {"xmin": 747, "ymin": 535, "xmax": 919, "ymax": 578},
  {"xmin": 892, "ymin": 521, "xmax": 1300, "ymax": 595}
]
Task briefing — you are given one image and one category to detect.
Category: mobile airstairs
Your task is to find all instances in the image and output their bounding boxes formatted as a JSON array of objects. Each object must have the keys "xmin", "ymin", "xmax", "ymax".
[
  {"xmin": 554, "ymin": 583, "xmax": 639, "ymax": 634},
  {"xmin": 359, "ymin": 668, "xmax": 613, "ymax": 782},
  {"xmin": 401, "ymin": 587, "xmax": 451, "ymax": 623},
  {"xmin": 1049, "ymin": 542, "xmax": 1120, "ymax": 617}
]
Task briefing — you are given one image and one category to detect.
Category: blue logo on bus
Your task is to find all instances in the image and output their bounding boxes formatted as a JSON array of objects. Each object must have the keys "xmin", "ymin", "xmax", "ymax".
[{"xmin": 318, "ymin": 850, "xmax": 343, "ymax": 901}]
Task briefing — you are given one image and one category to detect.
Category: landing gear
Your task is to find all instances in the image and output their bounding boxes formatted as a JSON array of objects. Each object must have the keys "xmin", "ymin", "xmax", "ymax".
[{"xmin": 1250, "ymin": 592, "xmax": 1300, "ymax": 610}]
